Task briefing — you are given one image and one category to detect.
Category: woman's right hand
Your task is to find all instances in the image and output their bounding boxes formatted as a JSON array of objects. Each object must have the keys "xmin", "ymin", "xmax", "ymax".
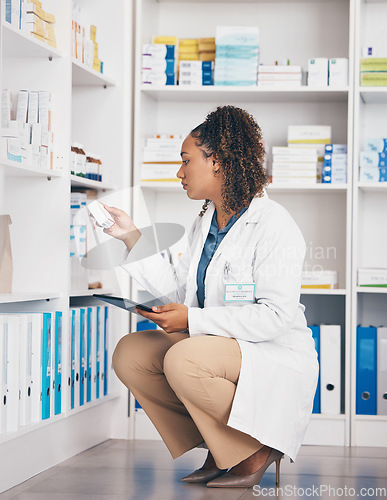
[{"xmin": 101, "ymin": 204, "xmax": 141, "ymax": 250}]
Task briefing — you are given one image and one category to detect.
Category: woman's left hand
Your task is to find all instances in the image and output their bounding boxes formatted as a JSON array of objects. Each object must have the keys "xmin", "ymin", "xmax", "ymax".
[{"xmin": 135, "ymin": 303, "xmax": 189, "ymax": 333}]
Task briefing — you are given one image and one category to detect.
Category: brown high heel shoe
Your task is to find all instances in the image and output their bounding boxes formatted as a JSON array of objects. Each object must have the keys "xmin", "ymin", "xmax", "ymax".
[
  {"xmin": 206, "ymin": 447, "xmax": 284, "ymax": 488},
  {"xmin": 181, "ymin": 451, "xmax": 228, "ymax": 483}
]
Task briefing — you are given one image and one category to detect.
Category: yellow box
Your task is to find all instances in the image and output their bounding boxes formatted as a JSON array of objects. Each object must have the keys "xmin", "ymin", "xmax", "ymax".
[
  {"xmin": 30, "ymin": 0, "xmax": 42, "ymax": 7},
  {"xmin": 44, "ymin": 12, "xmax": 56, "ymax": 24},
  {"xmin": 25, "ymin": 4, "xmax": 45, "ymax": 20},
  {"xmin": 152, "ymin": 36, "xmax": 177, "ymax": 45},
  {"xmin": 93, "ymin": 59, "xmax": 101, "ymax": 72},
  {"xmin": 179, "ymin": 53, "xmax": 199, "ymax": 61},
  {"xmin": 179, "ymin": 39, "xmax": 198, "ymax": 47},
  {"xmin": 199, "ymin": 52, "xmax": 216, "ymax": 61},
  {"xmin": 199, "ymin": 37, "xmax": 215, "ymax": 44},
  {"xmin": 46, "ymin": 38, "xmax": 57, "ymax": 48},
  {"xmin": 90, "ymin": 25, "xmax": 97, "ymax": 41},
  {"xmin": 199, "ymin": 42, "xmax": 216, "ymax": 52},
  {"xmin": 31, "ymin": 32, "xmax": 45, "ymax": 42},
  {"xmin": 179, "ymin": 46, "xmax": 199, "ymax": 55},
  {"xmin": 93, "ymin": 42, "xmax": 98, "ymax": 58}
]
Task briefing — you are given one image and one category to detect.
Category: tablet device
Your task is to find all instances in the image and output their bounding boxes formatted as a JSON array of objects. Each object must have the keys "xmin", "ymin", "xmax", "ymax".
[{"xmin": 93, "ymin": 294, "xmax": 155, "ymax": 313}]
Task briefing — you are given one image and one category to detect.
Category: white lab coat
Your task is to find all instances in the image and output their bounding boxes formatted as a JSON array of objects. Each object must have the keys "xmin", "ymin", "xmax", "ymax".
[{"xmin": 122, "ymin": 189, "xmax": 319, "ymax": 463}]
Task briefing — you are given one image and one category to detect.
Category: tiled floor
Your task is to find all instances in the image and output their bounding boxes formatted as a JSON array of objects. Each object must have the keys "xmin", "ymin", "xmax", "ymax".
[{"xmin": 2, "ymin": 440, "xmax": 387, "ymax": 499}]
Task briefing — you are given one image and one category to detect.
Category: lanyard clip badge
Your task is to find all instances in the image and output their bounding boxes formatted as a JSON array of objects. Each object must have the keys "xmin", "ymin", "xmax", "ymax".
[{"xmin": 224, "ymin": 261, "xmax": 231, "ymax": 279}]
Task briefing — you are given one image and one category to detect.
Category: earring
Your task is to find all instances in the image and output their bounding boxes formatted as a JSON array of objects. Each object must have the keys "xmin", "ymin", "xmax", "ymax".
[{"xmin": 214, "ymin": 170, "xmax": 220, "ymax": 176}]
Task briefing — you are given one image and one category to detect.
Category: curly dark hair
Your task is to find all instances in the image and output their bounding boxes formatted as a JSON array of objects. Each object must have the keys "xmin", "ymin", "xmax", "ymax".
[{"xmin": 190, "ymin": 105, "xmax": 268, "ymax": 217}]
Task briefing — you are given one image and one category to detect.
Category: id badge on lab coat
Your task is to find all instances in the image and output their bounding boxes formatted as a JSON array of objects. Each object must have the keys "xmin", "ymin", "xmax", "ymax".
[{"xmin": 224, "ymin": 283, "xmax": 255, "ymax": 302}]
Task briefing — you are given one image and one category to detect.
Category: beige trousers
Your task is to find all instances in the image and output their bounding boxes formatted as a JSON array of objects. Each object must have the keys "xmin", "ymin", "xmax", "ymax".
[{"xmin": 112, "ymin": 329, "xmax": 263, "ymax": 469}]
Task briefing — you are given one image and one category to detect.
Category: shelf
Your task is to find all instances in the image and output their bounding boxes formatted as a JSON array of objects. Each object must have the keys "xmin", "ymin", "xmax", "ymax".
[
  {"xmin": 1, "ymin": 21, "xmax": 63, "ymax": 59},
  {"xmin": 301, "ymin": 288, "xmax": 347, "ymax": 295},
  {"xmin": 70, "ymin": 175, "xmax": 116, "ymax": 191},
  {"xmin": 72, "ymin": 59, "xmax": 117, "ymax": 87},
  {"xmin": 358, "ymin": 182, "xmax": 387, "ymax": 192},
  {"xmin": 357, "ymin": 286, "xmax": 387, "ymax": 294},
  {"xmin": 268, "ymin": 184, "xmax": 348, "ymax": 193},
  {"xmin": 355, "ymin": 414, "xmax": 387, "ymax": 421},
  {"xmin": 310, "ymin": 414, "xmax": 346, "ymax": 420},
  {"xmin": 0, "ymin": 393, "xmax": 120, "ymax": 446},
  {"xmin": 157, "ymin": 0, "xmax": 348, "ymax": 3},
  {"xmin": 141, "ymin": 86, "xmax": 349, "ymax": 103},
  {"xmin": 69, "ymin": 288, "xmax": 113, "ymax": 298},
  {"xmin": 139, "ymin": 181, "xmax": 348, "ymax": 194},
  {"xmin": 0, "ymin": 292, "xmax": 61, "ymax": 304},
  {"xmin": 359, "ymin": 87, "xmax": 387, "ymax": 104},
  {"xmin": 0, "ymin": 160, "xmax": 63, "ymax": 179}
]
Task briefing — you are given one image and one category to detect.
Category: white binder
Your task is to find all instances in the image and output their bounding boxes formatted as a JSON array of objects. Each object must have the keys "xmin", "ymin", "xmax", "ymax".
[
  {"xmin": 377, "ymin": 327, "xmax": 387, "ymax": 415},
  {"xmin": 0, "ymin": 315, "xmax": 7, "ymax": 434},
  {"xmin": 6, "ymin": 315, "xmax": 21, "ymax": 433},
  {"xmin": 320, "ymin": 324, "xmax": 341, "ymax": 415},
  {"xmin": 31, "ymin": 313, "xmax": 43, "ymax": 423},
  {"xmin": 19, "ymin": 315, "xmax": 32, "ymax": 427}
]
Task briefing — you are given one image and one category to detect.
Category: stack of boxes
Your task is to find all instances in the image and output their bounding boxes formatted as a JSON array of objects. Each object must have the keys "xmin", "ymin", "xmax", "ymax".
[
  {"xmin": 257, "ymin": 64, "xmax": 302, "ymax": 87},
  {"xmin": 359, "ymin": 138, "xmax": 387, "ymax": 182},
  {"xmin": 70, "ymin": 192, "xmax": 88, "ymax": 290},
  {"xmin": 142, "ymin": 44, "xmax": 176, "ymax": 86},
  {"xmin": 214, "ymin": 27, "xmax": 259, "ymax": 86},
  {"xmin": 301, "ymin": 270, "xmax": 339, "ymax": 289},
  {"xmin": 141, "ymin": 135, "xmax": 182, "ymax": 182},
  {"xmin": 198, "ymin": 38, "xmax": 216, "ymax": 62},
  {"xmin": 179, "ymin": 61, "xmax": 213, "ymax": 86},
  {"xmin": 308, "ymin": 58, "xmax": 348, "ymax": 87},
  {"xmin": 288, "ymin": 125, "xmax": 332, "ymax": 182},
  {"xmin": 72, "ymin": 3, "xmax": 103, "ymax": 73},
  {"xmin": 270, "ymin": 147, "xmax": 318, "ymax": 184},
  {"xmin": 6, "ymin": 0, "xmax": 58, "ymax": 48},
  {"xmin": 1, "ymin": 89, "xmax": 53, "ymax": 170},
  {"xmin": 360, "ymin": 58, "xmax": 387, "ymax": 86},
  {"xmin": 322, "ymin": 144, "xmax": 347, "ymax": 184}
]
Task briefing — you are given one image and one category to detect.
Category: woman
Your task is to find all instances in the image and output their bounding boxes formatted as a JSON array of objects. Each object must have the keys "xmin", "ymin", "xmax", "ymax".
[{"xmin": 105, "ymin": 105, "xmax": 319, "ymax": 488}]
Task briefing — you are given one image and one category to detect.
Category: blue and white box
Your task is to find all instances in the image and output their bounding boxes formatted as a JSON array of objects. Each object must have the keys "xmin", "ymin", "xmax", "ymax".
[
  {"xmin": 360, "ymin": 151, "xmax": 386, "ymax": 168},
  {"xmin": 365, "ymin": 138, "xmax": 387, "ymax": 154}
]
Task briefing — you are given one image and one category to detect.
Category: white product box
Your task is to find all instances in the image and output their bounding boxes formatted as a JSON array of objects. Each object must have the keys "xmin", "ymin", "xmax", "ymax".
[
  {"xmin": 215, "ymin": 26, "xmax": 259, "ymax": 47},
  {"xmin": 325, "ymin": 144, "xmax": 348, "ymax": 154},
  {"xmin": 7, "ymin": 138, "xmax": 21, "ymax": 162},
  {"xmin": 301, "ymin": 270, "xmax": 338, "ymax": 289},
  {"xmin": 358, "ymin": 268, "xmax": 387, "ymax": 287},
  {"xmin": 258, "ymin": 65, "xmax": 302, "ymax": 73},
  {"xmin": 307, "ymin": 58, "xmax": 328, "ymax": 86},
  {"xmin": 272, "ymin": 147, "xmax": 318, "ymax": 158},
  {"xmin": 328, "ymin": 58, "xmax": 348, "ymax": 87},
  {"xmin": 365, "ymin": 138, "xmax": 387, "ymax": 154},
  {"xmin": 16, "ymin": 90, "xmax": 28, "ymax": 123},
  {"xmin": 38, "ymin": 91, "xmax": 51, "ymax": 130},
  {"xmin": 2, "ymin": 89, "xmax": 12, "ymax": 128},
  {"xmin": 142, "ymin": 149, "xmax": 181, "ymax": 163},
  {"xmin": 141, "ymin": 164, "xmax": 179, "ymax": 181},
  {"xmin": 27, "ymin": 91, "xmax": 39, "ymax": 124},
  {"xmin": 359, "ymin": 166, "xmax": 387, "ymax": 182},
  {"xmin": 360, "ymin": 151, "xmax": 386, "ymax": 168},
  {"xmin": 288, "ymin": 125, "xmax": 331, "ymax": 143},
  {"xmin": 257, "ymin": 80, "xmax": 302, "ymax": 87}
]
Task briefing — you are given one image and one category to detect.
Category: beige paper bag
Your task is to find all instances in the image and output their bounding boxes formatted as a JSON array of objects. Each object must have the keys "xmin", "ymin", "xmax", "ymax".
[{"xmin": 0, "ymin": 215, "xmax": 13, "ymax": 293}]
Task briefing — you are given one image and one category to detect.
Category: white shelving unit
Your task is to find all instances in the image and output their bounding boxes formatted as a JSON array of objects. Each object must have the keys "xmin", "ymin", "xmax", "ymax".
[
  {"xmin": 132, "ymin": 0, "xmax": 356, "ymax": 447},
  {"xmin": 0, "ymin": 0, "xmax": 133, "ymax": 492},
  {"xmin": 351, "ymin": 0, "xmax": 387, "ymax": 447}
]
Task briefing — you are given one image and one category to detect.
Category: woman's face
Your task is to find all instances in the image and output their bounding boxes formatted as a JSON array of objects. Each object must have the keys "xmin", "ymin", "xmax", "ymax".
[{"xmin": 177, "ymin": 134, "xmax": 222, "ymax": 201}]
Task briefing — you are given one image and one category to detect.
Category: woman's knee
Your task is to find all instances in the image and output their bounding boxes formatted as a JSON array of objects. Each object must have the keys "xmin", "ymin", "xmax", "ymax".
[
  {"xmin": 112, "ymin": 330, "xmax": 154, "ymax": 378},
  {"xmin": 164, "ymin": 338, "xmax": 201, "ymax": 394}
]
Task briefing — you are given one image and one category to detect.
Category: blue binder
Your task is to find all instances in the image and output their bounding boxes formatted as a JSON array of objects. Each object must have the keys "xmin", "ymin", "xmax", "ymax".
[
  {"xmin": 103, "ymin": 307, "xmax": 108, "ymax": 396},
  {"xmin": 86, "ymin": 307, "xmax": 92, "ymax": 403},
  {"xmin": 70, "ymin": 309, "xmax": 75, "ymax": 410},
  {"xmin": 41, "ymin": 313, "xmax": 52, "ymax": 420},
  {"xmin": 310, "ymin": 325, "xmax": 321, "ymax": 413},
  {"xmin": 54, "ymin": 311, "xmax": 62, "ymax": 415},
  {"xmin": 79, "ymin": 308, "xmax": 86, "ymax": 406},
  {"xmin": 356, "ymin": 325, "xmax": 377, "ymax": 415},
  {"xmin": 96, "ymin": 306, "xmax": 101, "ymax": 399}
]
